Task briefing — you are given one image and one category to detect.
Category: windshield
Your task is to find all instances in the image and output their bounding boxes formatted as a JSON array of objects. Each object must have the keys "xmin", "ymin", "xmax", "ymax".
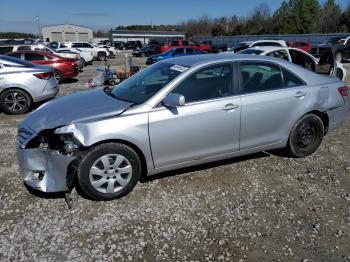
[
  {"xmin": 110, "ymin": 62, "xmax": 188, "ymax": 104},
  {"xmin": 162, "ymin": 49, "xmax": 176, "ymax": 55},
  {"xmin": 238, "ymin": 49, "xmax": 264, "ymax": 55}
]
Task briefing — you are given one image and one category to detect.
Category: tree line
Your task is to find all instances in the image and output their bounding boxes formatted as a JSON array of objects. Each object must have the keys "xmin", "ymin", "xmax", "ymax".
[
  {"xmin": 180, "ymin": 0, "xmax": 350, "ymax": 36},
  {"xmin": 0, "ymin": 32, "xmax": 36, "ymax": 39},
  {"xmin": 111, "ymin": 0, "xmax": 350, "ymax": 37}
]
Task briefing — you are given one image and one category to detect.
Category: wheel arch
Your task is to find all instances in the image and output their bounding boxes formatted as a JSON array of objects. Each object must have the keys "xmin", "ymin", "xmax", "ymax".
[
  {"xmin": 0, "ymin": 86, "xmax": 34, "ymax": 103},
  {"xmin": 85, "ymin": 139, "xmax": 148, "ymax": 178}
]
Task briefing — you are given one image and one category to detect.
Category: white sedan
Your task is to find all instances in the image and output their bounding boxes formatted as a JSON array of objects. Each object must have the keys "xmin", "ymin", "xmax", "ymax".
[{"xmin": 238, "ymin": 46, "xmax": 346, "ymax": 81}]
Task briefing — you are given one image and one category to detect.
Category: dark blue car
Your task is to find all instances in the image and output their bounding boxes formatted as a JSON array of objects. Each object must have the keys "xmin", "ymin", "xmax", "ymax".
[{"xmin": 146, "ymin": 48, "xmax": 205, "ymax": 65}]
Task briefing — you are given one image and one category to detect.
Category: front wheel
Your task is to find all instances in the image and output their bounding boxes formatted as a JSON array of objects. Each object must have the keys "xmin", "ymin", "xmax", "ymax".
[
  {"xmin": 285, "ymin": 114, "xmax": 324, "ymax": 158},
  {"xmin": 77, "ymin": 143, "xmax": 141, "ymax": 200}
]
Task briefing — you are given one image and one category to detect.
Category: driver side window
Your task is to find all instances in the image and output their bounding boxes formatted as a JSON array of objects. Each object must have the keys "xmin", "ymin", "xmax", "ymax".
[{"xmin": 172, "ymin": 63, "xmax": 233, "ymax": 103}]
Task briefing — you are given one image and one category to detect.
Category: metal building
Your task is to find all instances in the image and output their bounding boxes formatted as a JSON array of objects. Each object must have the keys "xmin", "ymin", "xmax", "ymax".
[
  {"xmin": 108, "ymin": 30, "xmax": 185, "ymax": 45},
  {"xmin": 42, "ymin": 24, "xmax": 93, "ymax": 42}
]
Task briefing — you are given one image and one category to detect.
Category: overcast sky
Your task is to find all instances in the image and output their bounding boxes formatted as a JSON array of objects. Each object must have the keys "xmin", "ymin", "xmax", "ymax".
[{"xmin": 0, "ymin": 0, "xmax": 349, "ymax": 33}]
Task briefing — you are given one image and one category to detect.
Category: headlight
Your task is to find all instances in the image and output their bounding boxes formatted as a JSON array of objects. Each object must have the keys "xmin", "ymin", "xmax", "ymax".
[{"xmin": 58, "ymin": 133, "xmax": 82, "ymax": 154}]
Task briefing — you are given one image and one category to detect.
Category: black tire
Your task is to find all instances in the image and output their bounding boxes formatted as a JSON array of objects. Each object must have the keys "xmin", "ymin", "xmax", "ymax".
[
  {"xmin": 97, "ymin": 52, "xmax": 107, "ymax": 61},
  {"xmin": 285, "ymin": 114, "xmax": 324, "ymax": 158},
  {"xmin": 77, "ymin": 143, "xmax": 141, "ymax": 201},
  {"xmin": 336, "ymin": 68, "xmax": 344, "ymax": 80},
  {"xmin": 108, "ymin": 79, "xmax": 117, "ymax": 86},
  {"xmin": 53, "ymin": 70, "xmax": 63, "ymax": 84},
  {"xmin": 80, "ymin": 58, "xmax": 85, "ymax": 70},
  {"xmin": 0, "ymin": 88, "xmax": 32, "ymax": 115}
]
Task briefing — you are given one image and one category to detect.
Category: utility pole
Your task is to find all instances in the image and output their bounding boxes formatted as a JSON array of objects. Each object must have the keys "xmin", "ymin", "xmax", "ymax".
[{"xmin": 35, "ymin": 16, "xmax": 41, "ymax": 39}]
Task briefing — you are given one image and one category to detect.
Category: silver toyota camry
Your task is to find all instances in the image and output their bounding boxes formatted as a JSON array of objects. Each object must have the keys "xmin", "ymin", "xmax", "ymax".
[{"xmin": 17, "ymin": 54, "xmax": 350, "ymax": 201}]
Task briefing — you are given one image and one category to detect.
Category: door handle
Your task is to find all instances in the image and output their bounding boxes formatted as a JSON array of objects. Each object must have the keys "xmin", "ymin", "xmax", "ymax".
[
  {"xmin": 222, "ymin": 103, "xmax": 239, "ymax": 111},
  {"xmin": 294, "ymin": 91, "xmax": 307, "ymax": 98}
]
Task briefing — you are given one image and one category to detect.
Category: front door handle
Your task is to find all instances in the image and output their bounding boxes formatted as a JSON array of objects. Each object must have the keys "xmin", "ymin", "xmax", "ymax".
[
  {"xmin": 222, "ymin": 103, "xmax": 239, "ymax": 111},
  {"xmin": 294, "ymin": 91, "xmax": 307, "ymax": 98}
]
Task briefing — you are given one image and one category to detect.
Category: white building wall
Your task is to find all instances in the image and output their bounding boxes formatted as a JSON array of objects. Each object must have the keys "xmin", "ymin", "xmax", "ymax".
[{"xmin": 42, "ymin": 24, "xmax": 93, "ymax": 42}]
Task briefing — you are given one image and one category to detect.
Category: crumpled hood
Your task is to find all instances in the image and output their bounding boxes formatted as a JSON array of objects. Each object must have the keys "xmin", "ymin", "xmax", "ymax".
[{"xmin": 21, "ymin": 87, "xmax": 133, "ymax": 133}]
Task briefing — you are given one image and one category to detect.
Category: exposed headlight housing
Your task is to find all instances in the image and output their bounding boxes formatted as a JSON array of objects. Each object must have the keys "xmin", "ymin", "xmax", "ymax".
[{"xmin": 59, "ymin": 133, "xmax": 81, "ymax": 154}]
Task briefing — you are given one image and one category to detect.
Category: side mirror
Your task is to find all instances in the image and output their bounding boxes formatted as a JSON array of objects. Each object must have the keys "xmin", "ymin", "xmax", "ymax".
[{"xmin": 163, "ymin": 93, "xmax": 185, "ymax": 107}]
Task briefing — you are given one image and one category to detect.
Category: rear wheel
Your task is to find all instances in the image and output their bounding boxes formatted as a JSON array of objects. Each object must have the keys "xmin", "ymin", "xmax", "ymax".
[
  {"xmin": 77, "ymin": 143, "xmax": 141, "ymax": 200},
  {"xmin": 336, "ymin": 68, "xmax": 344, "ymax": 80},
  {"xmin": 53, "ymin": 70, "xmax": 63, "ymax": 84},
  {"xmin": 97, "ymin": 52, "xmax": 107, "ymax": 61},
  {"xmin": 0, "ymin": 88, "xmax": 32, "ymax": 115},
  {"xmin": 285, "ymin": 114, "xmax": 324, "ymax": 158},
  {"xmin": 80, "ymin": 58, "xmax": 85, "ymax": 71}
]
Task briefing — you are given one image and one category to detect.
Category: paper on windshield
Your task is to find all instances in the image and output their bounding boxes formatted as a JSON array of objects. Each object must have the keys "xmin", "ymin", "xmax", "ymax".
[{"xmin": 170, "ymin": 65, "xmax": 188, "ymax": 72}]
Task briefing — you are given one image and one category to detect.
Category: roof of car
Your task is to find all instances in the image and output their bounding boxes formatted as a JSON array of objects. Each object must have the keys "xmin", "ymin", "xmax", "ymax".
[
  {"xmin": 240, "ymin": 46, "xmax": 288, "ymax": 53},
  {"xmin": 161, "ymin": 53, "xmax": 279, "ymax": 66},
  {"xmin": 7, "ymin": 50, "xmax": 61, "ymax": 58},
  {"xmin": 160, "ymin": 53, "xmax": 334, "ymax": 86}
]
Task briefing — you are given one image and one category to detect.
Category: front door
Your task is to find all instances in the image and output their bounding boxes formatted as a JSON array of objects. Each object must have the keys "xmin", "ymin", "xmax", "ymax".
[
  {"xmin": 0, "ymin": 64, "xmax": 6, "ymax": 85},
  {"xmin": 149, "ymin": 63, "xmax": 241, "ymax": 168}
]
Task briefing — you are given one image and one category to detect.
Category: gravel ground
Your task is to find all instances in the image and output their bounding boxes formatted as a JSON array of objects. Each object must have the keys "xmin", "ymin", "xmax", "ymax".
[{"xmin": 0, "ymin": 52, "xmax": 350, "ymax": 261}]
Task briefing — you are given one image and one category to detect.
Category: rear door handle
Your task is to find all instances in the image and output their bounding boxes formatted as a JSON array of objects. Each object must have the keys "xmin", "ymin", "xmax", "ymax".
[
  {"xmin": 222, "ymin": 103, "xmax": 239, "ymax": 111},
  {"xmin": 294, "ymin": 91, "xmax": 307, "ymax": 98}
]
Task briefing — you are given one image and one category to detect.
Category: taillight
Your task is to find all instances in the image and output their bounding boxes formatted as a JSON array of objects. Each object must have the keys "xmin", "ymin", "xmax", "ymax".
[
  {"xmin": 65, "ymin": 61, "xmax": 76, "ymax": 66},
  {"xmin": 34, "ymin": 72, "xmax": 53, "ymax": 80},
  {"xmin": 338, "ymin": 86, "xmax": 349, "ymax": 97}
]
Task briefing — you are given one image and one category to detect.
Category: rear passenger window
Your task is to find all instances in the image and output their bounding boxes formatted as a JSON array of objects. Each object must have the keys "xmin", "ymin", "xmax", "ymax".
[
  {"xmin": 24, "ymin": 53, "xmax": 45, "ymax": 61},
  {"xmin": 240, "ymin": 62, "xmax": 283, "ymax": 94},
  {"xmin": 172, "ymin": 63, "xmax": 233, "ymax": 103},
  {"xmin": 282, "ymin": 68, "xmax": 305, "ymax": 87}
]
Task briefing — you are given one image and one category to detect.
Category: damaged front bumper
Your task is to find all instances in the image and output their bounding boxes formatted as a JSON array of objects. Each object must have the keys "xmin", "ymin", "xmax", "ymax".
[{"xmin": 17, "ymin": 147, "xmax": 76, "ymax": 192}]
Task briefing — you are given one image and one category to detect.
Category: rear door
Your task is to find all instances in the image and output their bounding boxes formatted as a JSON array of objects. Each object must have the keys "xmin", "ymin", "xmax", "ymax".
[
  {"xmin": 239, "ymin": 61, "xmax": 309, "ymax": 150},
  {"xmin": 149, "ymin": 63, "xmax": 241, "ymax": 168}
]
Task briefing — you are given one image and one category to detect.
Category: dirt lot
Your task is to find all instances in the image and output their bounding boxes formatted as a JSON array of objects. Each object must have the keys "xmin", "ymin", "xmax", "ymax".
[{"xmin": 0, "ymin": 52, "xmax": 350, "ymax": 261}]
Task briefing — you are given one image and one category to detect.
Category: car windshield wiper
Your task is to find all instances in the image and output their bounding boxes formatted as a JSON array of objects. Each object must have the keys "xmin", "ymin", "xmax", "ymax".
[{"xmin": 103, "ymin": 86, "xmax": 139, "ymax": 104}]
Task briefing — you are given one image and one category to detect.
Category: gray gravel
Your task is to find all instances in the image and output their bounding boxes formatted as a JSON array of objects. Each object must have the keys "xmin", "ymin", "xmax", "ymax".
[{"xmin": 0, "ymin": 52, "xmax": 350, "ymax": 261}]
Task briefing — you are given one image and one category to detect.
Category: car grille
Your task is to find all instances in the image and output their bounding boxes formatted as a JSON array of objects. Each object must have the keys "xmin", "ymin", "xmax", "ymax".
[{"xmin": 17, "ymin": 128, "xmax": 34, "ymax": 148}]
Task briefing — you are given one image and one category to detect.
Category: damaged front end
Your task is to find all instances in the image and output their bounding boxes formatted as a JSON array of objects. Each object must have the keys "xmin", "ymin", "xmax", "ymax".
[{"xmin": 17, "ymin": 126, "xmax": 81, "ymax": 193}]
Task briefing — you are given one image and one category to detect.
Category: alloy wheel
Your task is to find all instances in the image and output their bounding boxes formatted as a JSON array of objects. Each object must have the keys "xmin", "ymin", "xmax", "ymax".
[
  {"xmin": 4, "ymin": 92, "xmax": 27, "ymax": 112},
  {"xmin": 89, "ymin": 154, "xmax": 132, "ymax": 194}
]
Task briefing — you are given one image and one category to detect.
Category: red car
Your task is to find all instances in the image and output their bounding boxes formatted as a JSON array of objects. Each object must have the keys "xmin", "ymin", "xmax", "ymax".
[
  {"xmin": 160, "ymin": 39, "xmax": 211, "ymax": 53},
  {"xmin": 289, "ymin": 42, "xmax": 312, "ymax": 53},
  {"xmin": 6, "ymin": 51, "xmax": 78, "ymax": 84}
]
